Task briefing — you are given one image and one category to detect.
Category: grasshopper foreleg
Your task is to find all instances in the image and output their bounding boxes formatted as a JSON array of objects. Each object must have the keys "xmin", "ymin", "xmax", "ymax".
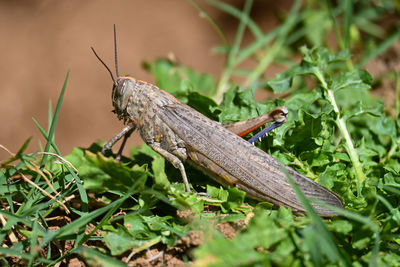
[
  {"xmin": 102, "ymin": 124, "xmax": 136, "ymax": 158},
  {"xmin": 148, "ymin": 142, "xmax": 191, "ymax": 192},
  {"xmin": 115, "ymin": 127, "xmax": 134, "ymax": 160}
]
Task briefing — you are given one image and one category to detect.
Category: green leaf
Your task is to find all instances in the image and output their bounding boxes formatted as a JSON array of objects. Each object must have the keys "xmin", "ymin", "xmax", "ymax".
[
  {"xmin": 216, "ymin": 86, "xmax": 277, "ymax": 124},
  {"xmin": 186, "ymin": 91, "xmax": 219, "ymax": 120},
  {"xmin": 267, "ymin": 72, "xmax": 294, "ymax": 93},
  {"xmin": 283, "ymin": 110, "xmax": 324, "ymax": 155},
  {"xmin": 319, "ymin": 163, "xmax": 346, "ymax": 189},
  {"xmin": 193, "ymin": 208, "xmax": 288, "ymax": 266},
  {"xmin": 104, "ymin": 228, "xmax": 147, "ymax": 255},
  {"xmin": 343, "ymin": 102, "xmax": 382, "ymax": 121},
  {"xmin": 74, "ymin": 150, "xmax": 148, "ymax": 195},
  {"xmin": 151, "ymin": 154, "xmax": 170, "ymax": 190},
  {"xmin": 303, "ymin": 8, "xmax": 331, "ymax": 47},
  {"xmin": 75, "ymin": 247, "xmax": 128, "ymax": 266},
  {"xmin": 328, "ymin": 219, "xmax": 353, "ymax": 235},
  {"xmin": 124, "ymin": 214, "xmax": 150, "ymax": 238},
  {"xmin": 144, "ymin": 59, "xmax": 216, "ymax": 97},
  {"xmin": 330, "ymin": 70, "xmax": 372, "ymax": 92},
  {"xmin": 300, "ymin": 46, "xmax": 350, "ymax": 67},
  {"xmin": 207, "ymin": 185, "xmax": 229, "ymax": 201},
  {"xmin": 40, "ymin": 72, "xmax": 69, "ymax": 165}
]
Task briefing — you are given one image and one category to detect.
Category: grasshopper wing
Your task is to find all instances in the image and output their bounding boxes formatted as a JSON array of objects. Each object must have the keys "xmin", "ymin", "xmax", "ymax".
[{"xmin": 159, "ymin": 104, "xmax": 343, "ymax": 216}]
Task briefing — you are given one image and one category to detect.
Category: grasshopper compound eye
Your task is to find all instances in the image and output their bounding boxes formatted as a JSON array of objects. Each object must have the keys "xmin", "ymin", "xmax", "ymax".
[{"xmin": 114, "ymin": 79, "xmax": 126, "ymax": 98}]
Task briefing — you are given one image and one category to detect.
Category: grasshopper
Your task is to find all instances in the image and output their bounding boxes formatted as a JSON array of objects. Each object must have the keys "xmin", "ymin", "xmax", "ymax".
[{"xmin": 92, "ymin": 27, "xmax": 343, "ymax": 216}]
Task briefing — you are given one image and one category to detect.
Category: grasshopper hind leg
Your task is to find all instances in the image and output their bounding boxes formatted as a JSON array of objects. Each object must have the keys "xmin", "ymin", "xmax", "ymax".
[
  {"xmin": 223, "ymin": 107, "xmax": 288, "ymax": 144},
  {"xmin": 148, "ymin": 142, "xmax": 191, "ymax": 192}
]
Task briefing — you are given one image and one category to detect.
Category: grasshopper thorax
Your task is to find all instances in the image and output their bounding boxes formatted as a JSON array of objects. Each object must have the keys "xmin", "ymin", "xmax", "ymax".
[{"xmin": 112, "ymin": 76, "xmax": 136, "ymax": 120}]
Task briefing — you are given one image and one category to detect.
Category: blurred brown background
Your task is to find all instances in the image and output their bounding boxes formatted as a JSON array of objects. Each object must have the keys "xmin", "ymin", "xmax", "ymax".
[{"xmin": 0, "ymin": 0, "xmax": 289, "ymax": 160}]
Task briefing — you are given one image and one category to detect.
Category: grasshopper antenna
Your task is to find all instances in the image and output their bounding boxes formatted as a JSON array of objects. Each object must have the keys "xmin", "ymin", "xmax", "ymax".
[
  {"xmin": 113, "ymin": 24, "xmax": 119, "ymax": 78},
  {"xmin": 91, "ymin": 47, "xmax": 116, "ymax": 84}
]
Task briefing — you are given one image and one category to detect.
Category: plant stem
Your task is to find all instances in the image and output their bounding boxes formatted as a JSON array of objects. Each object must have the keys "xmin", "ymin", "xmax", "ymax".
[
  {"xmin": 187, "ymin": 0, "xmax": 229, "ymax": 46},
  {"xmin": 314, "ymin": 68, "xmax": 366, "ymax": 195},
  {"xmin": 395, "ymin": 71, "xmax": 399, "ymax": 116},
  {"xmin": 215, "ymin": 0, "xmax": 253, "ymax": 103},
  {"xmin": 246, "ymin": 0, "xmax": 302, "ymax": 87}
]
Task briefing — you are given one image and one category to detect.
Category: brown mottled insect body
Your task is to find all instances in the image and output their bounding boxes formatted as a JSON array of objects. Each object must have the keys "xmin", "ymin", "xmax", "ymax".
[
  {"xmin": 93, "ymin": 27, "xmax": 343, "ymax": 216},
  {"xmin": 105, "ymin": 75, "xmax": 342, "ymax": 216}
]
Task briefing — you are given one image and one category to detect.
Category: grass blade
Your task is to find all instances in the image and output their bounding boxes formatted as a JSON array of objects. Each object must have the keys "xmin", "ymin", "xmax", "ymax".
[
  {"xmin": 357, "ymin": 28, "xmax": 400, "ymax": 67},
  {"xmin": 282, "ymin": 166, "xmax": 350, "ymax": 266},
  {"xmin": 215, "ymin": 0, "xmax": 254, "ymax": 102},
  {"xmin": 206, "ymin": 0, "xmax": 263, "ymax": 39},
  {"xmin": 32, "ymin": 118, "xmax": 61, "ymax": 155},
  {"xmin": 41, "ymin": 71, "xmax": 69, "ymax": 165},
  {"xmin": 18, "ymin": 72, "xmax": 69, "ymax": 215}
]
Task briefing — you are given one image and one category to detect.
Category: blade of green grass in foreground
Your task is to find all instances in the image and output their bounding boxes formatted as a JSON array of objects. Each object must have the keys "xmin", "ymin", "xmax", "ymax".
[
  {"xmin": 0, "ymin": 137, "xmax": 32, "ymax": 166},
  {"xmin": 310, "ymin": 198, "xmax": 381, "ymax": 267},
  {"xmin": 17, "ymin": 72, "xmax": 70, "ymax": 215},
  {"xmin": 282, "ymin": 166, "xmax": 351, "ymax": 267},
  {"xmin": 45, "ymin": 176, "xmax": 146, "ymax": 266},
  {"xmin": 32, "ymin": 118, "xmax": 61, "ymax": 155},
  {"xmin": 40, "ymin": 71, "xmax": 69, "ymax": 166}
]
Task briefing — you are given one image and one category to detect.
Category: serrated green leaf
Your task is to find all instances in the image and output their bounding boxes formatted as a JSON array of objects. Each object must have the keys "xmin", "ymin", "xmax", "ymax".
[
  {"xmin": 186, "ymin": 91, "xmax": 219, "ymax": 120},
  {"xmin": 328, "ymin": 219, "xmax": 353, "ymax": 235},
  {"xmin": 124, "ymin": 214, "xmax": 150, "ymax": 238},
  {"xmin": 267, "ymin": 72, "xmax": 294, "ymax": 93},
  {"xmin": 283, "ymin": 110, "xmax": 324, "ymax": 154},
  {"xmin": 330, "ymin": 70, "xmax": 372, "ymax": 92},
  {"xmin": 76, "ymin": 150, "xmax": 148, "ymax": 195},
  {"xmin": 301, "ymin": 47, "xmax": 350, "ymax": 67},
  {"xmin": 343, "ymin": 102, "xmax": 382, "ymax": 121},
  {"xmin": 207, "ymin": 185, "xmax": 229, "ymax": 201},
  {"xmin": 319, "ymin": 164, "xmax": 346, "ymax": 189},
  {"xmin": 352, "ymin": 236, "xmax": 371, "ymax": 250},
  {"xmin": 145, "ymin": 59, "xmax": 216, "ymax": 98},
  {"xmin": 216, "ymin": 86, "xmax": 271, "ymax": 124},
  {"xmin": 103, "ymin": 229, "xmax": 147, "ymax": 255}
]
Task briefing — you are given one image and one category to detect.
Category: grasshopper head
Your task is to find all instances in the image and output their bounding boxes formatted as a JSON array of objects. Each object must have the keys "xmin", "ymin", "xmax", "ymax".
[{"xmin": 112, "ymin": 76, "xmax": 136, "ymax": 120}]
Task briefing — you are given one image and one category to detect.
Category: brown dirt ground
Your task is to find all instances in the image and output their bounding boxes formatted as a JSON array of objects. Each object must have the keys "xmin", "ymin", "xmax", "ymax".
[{"xmin": 0, "ymin": 0, "xmax": 290, "ymax": 161}]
